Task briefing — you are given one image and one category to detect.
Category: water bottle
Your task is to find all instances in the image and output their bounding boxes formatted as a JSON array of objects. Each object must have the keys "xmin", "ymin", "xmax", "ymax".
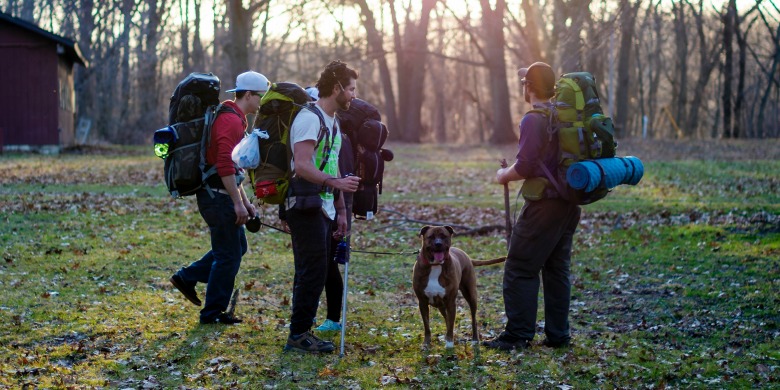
[
  {"xmin": 154, "ymin": 143, "xmax": 169, "ymax": 158},
  {"xmin": 334, "ymin": 238, "xmax": 349, "ymax": 264}
]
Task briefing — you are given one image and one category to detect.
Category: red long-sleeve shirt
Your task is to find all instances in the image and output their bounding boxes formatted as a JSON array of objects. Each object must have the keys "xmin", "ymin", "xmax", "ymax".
[{"xmin": 206, "ymin": 100, "xmax": 246, "ymax": 178}]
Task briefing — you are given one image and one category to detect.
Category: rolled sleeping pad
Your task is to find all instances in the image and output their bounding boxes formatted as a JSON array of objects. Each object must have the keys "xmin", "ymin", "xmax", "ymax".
[{"xmin": 566, "ymin": 156, "xmax": 644, "ymax": 193}]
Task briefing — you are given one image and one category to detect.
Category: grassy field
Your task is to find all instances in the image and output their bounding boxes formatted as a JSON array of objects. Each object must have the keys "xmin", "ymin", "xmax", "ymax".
[{"xmin": 1, "ymin": 139, "xmax": 778, "ymax": 388}]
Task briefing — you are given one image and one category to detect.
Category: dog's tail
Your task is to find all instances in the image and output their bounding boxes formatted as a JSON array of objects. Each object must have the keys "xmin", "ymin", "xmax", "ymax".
[{"xmin": 471, "ymin": 257, "xmax": 507, "ymax": 267}]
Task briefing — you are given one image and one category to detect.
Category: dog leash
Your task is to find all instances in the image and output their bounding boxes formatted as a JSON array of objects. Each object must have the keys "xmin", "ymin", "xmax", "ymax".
[
  {"xmin": 352, "ymin": 249, "xmax": 419, "ymax": 256},
  {"xmin": 254, "ymin": 220, "xmax": 419, "ymax": 256}
]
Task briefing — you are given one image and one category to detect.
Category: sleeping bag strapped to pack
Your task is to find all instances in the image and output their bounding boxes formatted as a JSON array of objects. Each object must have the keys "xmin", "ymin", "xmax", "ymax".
[
  {"xmin": 338, "ymin": 98, "xmax": 393, "ymax": 219},
  {"xmin": 153, "ymin": 72, "xmax": 226, "ymax": 198},
  {"xmin": 251, "ymin": 82, "xmax": 330, "ymax": 205}
]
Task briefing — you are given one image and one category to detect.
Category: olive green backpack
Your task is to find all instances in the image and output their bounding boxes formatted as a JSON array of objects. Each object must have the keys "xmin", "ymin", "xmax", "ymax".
[{"xmin": 525, "ymin": 72, "xmax": 618, "ymax": 205}]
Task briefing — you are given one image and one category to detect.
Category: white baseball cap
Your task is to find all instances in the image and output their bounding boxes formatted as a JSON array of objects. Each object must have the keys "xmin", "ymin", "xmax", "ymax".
[
  {"xmin": 225, "ymin": 71, "xmax": 270, "ymax": 93},
  {"xmin": 305, "ymin": 86, "xmax": 319, "ymax": 101}
]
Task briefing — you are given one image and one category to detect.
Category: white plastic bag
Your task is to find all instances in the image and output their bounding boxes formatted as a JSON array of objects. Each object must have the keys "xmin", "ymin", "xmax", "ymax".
[{"xmin": 231, "ymin": 129, "xmax": 269, "ymax": 169}]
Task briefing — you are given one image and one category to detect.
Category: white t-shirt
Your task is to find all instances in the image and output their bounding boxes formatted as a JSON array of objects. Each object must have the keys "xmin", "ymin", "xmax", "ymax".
[{"xmin": 287, "ymin": 104, "xmax": 341, "ymax": 220}]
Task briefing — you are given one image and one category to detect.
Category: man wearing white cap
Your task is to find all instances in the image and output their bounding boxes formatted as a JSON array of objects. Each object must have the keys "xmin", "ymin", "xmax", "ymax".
[
  {"xmin": 484, "ymin": 62, "xmax": 581, "ymax": 350},
  {"xmin": 171, "ymin": 71, "xmax": 270, "ymax": 325}
]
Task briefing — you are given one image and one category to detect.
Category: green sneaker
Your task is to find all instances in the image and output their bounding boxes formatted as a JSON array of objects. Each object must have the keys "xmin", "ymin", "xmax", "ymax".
[{"xmin": 315, "ymin": 319, "xmax": 342, "ymax": 332}]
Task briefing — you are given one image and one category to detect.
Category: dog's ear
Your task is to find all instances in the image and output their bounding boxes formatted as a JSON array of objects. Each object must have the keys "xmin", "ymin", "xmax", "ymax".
[
  {"xmin": 444, "ymin": 225, "xmax": 455, "ymax": 235},
  {"xmin": 419, "ymin": 225, "xmax": 431, "ymax": 236}
]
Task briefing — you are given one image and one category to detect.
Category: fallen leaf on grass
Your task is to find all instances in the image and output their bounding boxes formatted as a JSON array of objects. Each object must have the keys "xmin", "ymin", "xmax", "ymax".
[{"xmin": 318, "ymin": 367, "xmax": 339, "ymax": 377}]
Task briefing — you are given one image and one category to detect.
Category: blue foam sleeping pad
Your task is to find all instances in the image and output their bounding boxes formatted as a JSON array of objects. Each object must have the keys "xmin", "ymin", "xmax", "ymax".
[{"xmin": 566, "ymin": 156, "xmax": 644, "ymax": 193}]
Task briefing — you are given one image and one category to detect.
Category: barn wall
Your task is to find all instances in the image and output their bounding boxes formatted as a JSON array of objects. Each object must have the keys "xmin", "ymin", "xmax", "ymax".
[{"xmin": 0, "ymin": 20, "xmax": 61, "ymax": 147}]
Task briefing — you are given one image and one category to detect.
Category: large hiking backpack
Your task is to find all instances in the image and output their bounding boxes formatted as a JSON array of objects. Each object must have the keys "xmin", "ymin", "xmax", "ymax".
[
  {"xmin": 251, "ymin": 82, "xmax": 329, "ymax": 204},
  {"xmin": 338, "ymin": 98, "xmax": 392, "ymax": 219},
  {"xmin": 532, "ymin": 72, "xmax": 618, "ymax": 205},
  {"xmin": 153, "ymin": 72, "xmax": 233, "ymax": 198}
]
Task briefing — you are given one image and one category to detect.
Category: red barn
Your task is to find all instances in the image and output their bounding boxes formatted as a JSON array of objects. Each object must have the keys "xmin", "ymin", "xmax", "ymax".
[{"xmin": 0, "ymin": 12, "xmax": 88, "ymax": 153}]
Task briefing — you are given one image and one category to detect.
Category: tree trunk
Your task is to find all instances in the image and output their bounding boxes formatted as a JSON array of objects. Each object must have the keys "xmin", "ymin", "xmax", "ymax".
[
  {"xmin": 191, "ymin": 0, "xmax": 205, "ymax": 71},
  {"xmin": 393, "ymin": 0, "xmax": 438, "ymax": 143},
  {"xmin": 75, "ymin": 0, "xmax": 95, "ymax": 137},
  {"xmin": 118, "ymin": 0, "xmax": 135, "ymax": 130},
  {"xmin": 615, "ymin": 0, "xmax": 640, "ymax": 138},
  {"xmin": 481, "ymin": 0, "xmax": 515, "ymax": 145},
  {"xmin": 519, "ymin": 0, "xmax": 544, "ymax": 61},
  {"xmin": 647, "ymin": 2, "xmax": 663, "ymax": 139},
  {"xmin": 722, "ymin": 0, "xmax": 736, "ymax": 138},
  {"xmin": 686, "ymin": 0, "xmax": 720, "ymax": 138},
  {"xmin": 179, "ymin": 0, "xmax": 191, "ymax": 75},
  {"xmin": 225, "ymin": 0, "xmax": 252, "ymax": 83},
  {"xmin": 136, "ymin": 0, "xmax": 168, "ymax": 136},
  {"xmin": 355, "ymin": 0, "xmax": 400, "ymax": 141},
  {"xmin": 757, "ymin": 7, "xmax": 780, "ymax": 138},
  {"xmin": 672, "ymin": 2, "xmax": 688, "ymax": 137},
  {"xmin": 733, "ymin": 3, "xmax": 760, "ymax": 137}
]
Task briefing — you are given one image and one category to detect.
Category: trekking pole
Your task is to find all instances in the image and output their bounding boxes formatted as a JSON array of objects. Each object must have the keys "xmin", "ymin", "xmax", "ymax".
[
  {"xmin": 334, "ymin": 238, "xmax": 350, "ymax": 357},
  {"xmin": 500, "ymin": 159, "xmax": 511, "ymax": 250}
]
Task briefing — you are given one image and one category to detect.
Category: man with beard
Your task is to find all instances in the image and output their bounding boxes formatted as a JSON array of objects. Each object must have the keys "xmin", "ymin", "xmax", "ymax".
[
  {"xmin": 483, "ymin": 62, "xmax": 581, "ymax": 350},
  {"xmin": 283, "ymin": 60, "xmax": 361, "ymax": 353}
]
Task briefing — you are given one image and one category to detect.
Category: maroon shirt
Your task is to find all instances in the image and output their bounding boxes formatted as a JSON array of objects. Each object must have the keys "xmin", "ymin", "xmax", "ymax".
[{"xmin": 206, "ymin": 100, "xmax": 246, "ymax": 178}]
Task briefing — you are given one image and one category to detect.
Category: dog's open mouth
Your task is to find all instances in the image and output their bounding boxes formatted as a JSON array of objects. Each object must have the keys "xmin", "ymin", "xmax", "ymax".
[{"xmin": 430, "ymin": 251, "xmax": 446, "ymax": 265}]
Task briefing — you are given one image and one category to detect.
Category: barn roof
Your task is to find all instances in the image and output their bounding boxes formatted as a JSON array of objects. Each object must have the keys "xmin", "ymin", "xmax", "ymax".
[{"xmin": 0, "ymin": 11, "xmax": 89, "ymax": 68}]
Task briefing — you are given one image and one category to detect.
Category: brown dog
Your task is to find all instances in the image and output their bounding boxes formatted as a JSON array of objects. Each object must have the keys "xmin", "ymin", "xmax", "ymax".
[{"xmin": 413, "ymin": 225, "xmax": 506, "ymax": 348}]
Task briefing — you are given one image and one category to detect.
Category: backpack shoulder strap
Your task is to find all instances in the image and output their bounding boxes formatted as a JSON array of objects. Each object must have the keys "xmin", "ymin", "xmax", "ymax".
[
  {"xmin": 298, "ymin": 102, "xmax": 335, "ymax": 172},
  {"xmin": 201, "ymin": 103, "xmax": 243, "ymax": 198},
  {"xmin": 526, "ymin": 107, "xmax": 571, "ymax": 201}
]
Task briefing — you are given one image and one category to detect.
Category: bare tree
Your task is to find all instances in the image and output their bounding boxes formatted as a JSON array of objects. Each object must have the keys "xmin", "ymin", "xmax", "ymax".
[
  {"xmin": 614, "ymin": 0, "xmax": 641, "ymax": 137},
  {"xmin": 224, "ymin": 0, "xmax": 270, "ymax": 85},
  {"xmin": 135, "ymin": 0, "xmax": 171, "ymax": 135},
  {"xmin": 733, "ymin": 2, "xmax": 762, "ymax": 137},
  {"xmin": 10, "ymin": 0, "xmax": 780, "ymax": 144},
  {"xmin": 756, "ymin": 2, "xmax": 780, "ymax": 138},
  {"xmin": 671, "ymin": 1, "xmax": 689, "ymax": 137},
  {"xmin": 390, "ymin": 0, "xmax": 439, "ymax": 142},
  {"xmin": 118, "ymin": 0, "xmax": 138, "ymax": 130},
  {"xmin": 480, "ymin": 0, "xmax": 515, "ymax": 144},
  {"xmin": 722, "ymin": 0, "xmax": 736, "ymax": 138},
  {"xmin": 636, "ymin": 0, "xmax": 665, "ymax": 138},
  {"xmin": 685, "ymin": 0, "xmax": 721, "ymax": 138},
  {"xmin": 353, "ymin": 0, "xmax": 400, "ymax": 141},
  {"xmin": 554, "ymin": 0, "xmax": 591, "ymax": 73}
]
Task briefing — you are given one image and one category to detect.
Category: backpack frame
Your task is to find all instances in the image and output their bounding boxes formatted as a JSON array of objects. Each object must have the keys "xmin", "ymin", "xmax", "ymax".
[
  {"xmin": 251, "ymin": 96, "xmax": 334, "ymax": 204},
  {"xmin": 158, "ymin": 103, "xmax": 238, "ymax": 198},
  {"xmin": 529, "ymin": 72, "xmax": 617, "ymax": 205}
]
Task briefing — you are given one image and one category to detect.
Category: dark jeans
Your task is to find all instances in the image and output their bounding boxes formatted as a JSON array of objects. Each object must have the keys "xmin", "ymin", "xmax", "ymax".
[
  {"xmin": 323, "ymin": 193, "xmax": 353, "ymax": 322},
  {"xmin": 503, "ymin": 198, "xmax": 580, "ymax": 343},
  {"xmin": 176, "ymin": 190, "xmax": 247, "ymax": 322},
  {"xmin": 287, "ymin": 207, "xmax": 332, "ymax": 335}
]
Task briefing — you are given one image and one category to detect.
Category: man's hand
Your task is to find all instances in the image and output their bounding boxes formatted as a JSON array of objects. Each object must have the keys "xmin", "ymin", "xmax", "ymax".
[
  {"xmin": 496, "ymin": 161, "xmax": 524, "ymax": 185},
  {"xmin": 496, "ymin": 167, "xmax": 510, "ymax": 185},
  {"xmin": 336, "ymin": 213, "xmax": 348, "ymax": 237},
  {"xmin": 243, "ymin": 199, "xmax": 256, "ymax": 218},
  {"xmin": 333, "ymin": 175, "xmax": 361, "ymax": 193},
  {"xmin": 234, "ymin": 203, "xmax": 249, "ymax": 226}
]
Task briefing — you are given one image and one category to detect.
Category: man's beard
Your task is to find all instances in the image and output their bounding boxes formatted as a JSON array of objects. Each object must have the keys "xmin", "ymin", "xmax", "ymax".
[{"xmin": 336, "ymin": 92, "xmax": 351, "ymax": 110}]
